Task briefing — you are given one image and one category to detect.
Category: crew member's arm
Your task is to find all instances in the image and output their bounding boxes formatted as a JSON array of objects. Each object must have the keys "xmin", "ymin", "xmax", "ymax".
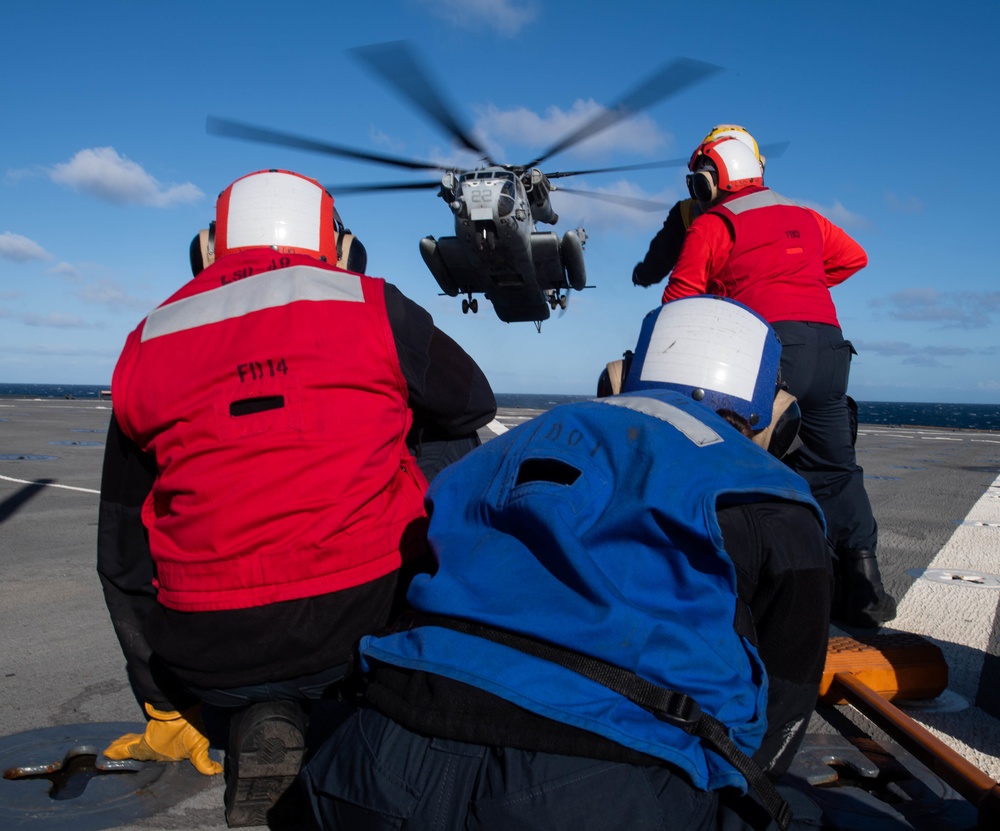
[
  {"xmin": 97, "ymin": 413, "xmax": 196, "ymax": 712},
  {"xmin": 809, "ymin": 209, "xmax": 868, "ymax": 287},
  {"xmin": 383, "ymin": 283, "xmax": 497, "ymax": 480},
  {"xmin": 632, "ymin": 200, "xmax": 689, "ymax": 287},
  {"xmin": 719, "ymin": 501, "xmax": 832, "ymax": 778},
  {"xmin": 660, "ymin": 213, "xmax": 733, "ymax": 303}
]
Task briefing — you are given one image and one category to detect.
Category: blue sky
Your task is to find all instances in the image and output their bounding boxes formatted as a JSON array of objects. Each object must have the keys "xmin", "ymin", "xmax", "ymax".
[{"xmin": 3, "ymin": 1, "xmax": 998, "ymax": 402}]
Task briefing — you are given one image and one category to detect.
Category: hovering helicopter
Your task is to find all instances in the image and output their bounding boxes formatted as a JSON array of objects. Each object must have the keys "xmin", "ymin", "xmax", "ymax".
[{"xmin": 207, "ymin": 43, "xmax": 727, "ymax": 329}]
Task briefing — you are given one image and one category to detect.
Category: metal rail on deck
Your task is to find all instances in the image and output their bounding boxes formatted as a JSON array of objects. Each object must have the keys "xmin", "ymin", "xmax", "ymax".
[{"xmin": 833, "ymin": 672, "xmax": 1000, "ymax": 830}]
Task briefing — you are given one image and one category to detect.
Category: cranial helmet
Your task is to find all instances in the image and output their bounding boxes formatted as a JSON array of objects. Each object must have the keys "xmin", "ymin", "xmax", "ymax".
[
  {"xmin": 701, "ymin": 124, "xmax": 764, "ymax": 168},
  {"xmin": 206, "ymin": 170, "xmax": 366, "ymax": 274},
  {"xmin": 214, "ymin": 170, "xmax": 337, "ymax": 261},
  {"xmin": 686, "ymin": 136, "xmax": 764, "ymax": 203},
  {"xmin": 622, "ymin": 295, "xmax": 782, "ymax": 429}
]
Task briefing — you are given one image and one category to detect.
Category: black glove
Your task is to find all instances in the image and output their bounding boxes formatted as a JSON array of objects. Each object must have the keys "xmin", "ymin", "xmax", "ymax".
[{"xmin": 632, "ymin": 262, "xmax": 652, "ymax": 287}]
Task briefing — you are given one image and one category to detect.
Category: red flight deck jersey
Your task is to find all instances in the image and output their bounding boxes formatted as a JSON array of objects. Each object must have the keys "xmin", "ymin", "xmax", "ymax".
[
  {"xmin": 661, "ymin": 186, "xmax": 867, "ymax": 326},
  {"xmin": 112, "ymin": 250, "xmax": 428, "ymax": 613}
]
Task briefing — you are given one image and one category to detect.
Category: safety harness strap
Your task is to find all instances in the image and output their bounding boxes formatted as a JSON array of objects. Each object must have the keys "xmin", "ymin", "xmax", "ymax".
[{"xmin": 412, "ymin": 613, "xmax": 792, "ymax": 830}]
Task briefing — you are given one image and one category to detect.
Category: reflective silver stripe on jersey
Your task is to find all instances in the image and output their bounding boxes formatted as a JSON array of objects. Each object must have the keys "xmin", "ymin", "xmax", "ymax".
[
  {"xmin": 598, "ymin": 396, "xmax": 723, "ymax": 446},
  {"xmin": 722, "ymin": 189, "xmax": 798, "ymax": 215},
  {"xmin": 142, "ymin": 266, "xmax": 364, "ymax": 342}
]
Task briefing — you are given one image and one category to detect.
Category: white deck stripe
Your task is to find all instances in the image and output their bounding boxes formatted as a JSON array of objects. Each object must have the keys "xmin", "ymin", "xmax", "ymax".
[
  {"xmin": 894, "ymin": 471, "xmax": 1000, "ymax": 778},
  {"xmin": 0, "ymin": 473, "xmax": 99, "ymax": 494},
  {"xmin": 483, "ymin": 418, "xmax": 508, "ymax": 435}
]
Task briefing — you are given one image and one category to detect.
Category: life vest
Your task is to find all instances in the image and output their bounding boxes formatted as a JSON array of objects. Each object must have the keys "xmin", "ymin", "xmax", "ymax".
[
  {"xmin": 678, "ymin": 197, "xmax": 701, "ymax": 229},
  {"xmin": 112, "ymin": 250, "xmax": 428, "ymax": 612},
  {"xmin": 704, "ymin": 186, "xmax": 840, "ymax": 326},
  {"xmin": 359, "ymin": 390, "xmax": 820, "ymax": 792}
]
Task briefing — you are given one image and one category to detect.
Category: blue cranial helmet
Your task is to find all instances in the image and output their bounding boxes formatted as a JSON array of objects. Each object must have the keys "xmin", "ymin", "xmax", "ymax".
[{"xmin": 622, "ymin": 295, "xmax": 782, "ymax": 429}]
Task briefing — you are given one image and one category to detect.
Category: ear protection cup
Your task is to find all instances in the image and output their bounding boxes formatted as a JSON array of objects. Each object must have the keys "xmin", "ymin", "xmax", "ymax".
[
  {"xmin": 189, "ymin": 233, "xmax": 203, "ymax": 277},
  {"xmin": 752, "ymin": 389, "xmax": 802, "ymax": 459},
  {"xmin": 686, "ymin": 169, "xmax": 718, "ymax": 204},
  {"xmin": 338, "ymin": 232, "xmax": 368, "ymax": 274},
  {"xmin": 595, "ymin": 350, "xmax": 634, "ymax": 398},
  {"xmin": 332, "ymin": 207, "xmax": 367, "ymax": 273},
  {"xmin": 189, "ymin": 222, "xmax": 216, "ymax": 276}
]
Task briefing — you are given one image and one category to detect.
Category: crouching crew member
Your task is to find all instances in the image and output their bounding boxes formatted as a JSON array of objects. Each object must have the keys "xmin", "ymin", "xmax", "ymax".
[
  {"xmin": 301, "ymin": 296, "xmax": 831, "ymax": 831},
  {"xmin": 97, "ymin": 169, "xmax": 495, "ymax": 827}
]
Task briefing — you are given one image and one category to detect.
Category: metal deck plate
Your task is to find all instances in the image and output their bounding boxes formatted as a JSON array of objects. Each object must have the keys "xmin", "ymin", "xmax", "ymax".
[{"xmin": 1, "ymin": 722, "xmax": 219, "ymax": 830}]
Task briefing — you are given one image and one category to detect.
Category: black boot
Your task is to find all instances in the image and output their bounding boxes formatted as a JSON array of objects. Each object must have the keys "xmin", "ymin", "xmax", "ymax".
[
  {"xmin": 224, "ymin": 701, "xmax": 308, "ymax": 828},
  {"xmin": 837, "ymin": 548, "xmax": 897, "ymax": 628}
]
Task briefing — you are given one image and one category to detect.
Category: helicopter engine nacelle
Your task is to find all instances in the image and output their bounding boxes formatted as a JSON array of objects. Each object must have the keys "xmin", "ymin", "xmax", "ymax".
[
  {"xmin": 525, "ymin": 168, "xmax": 558, "ymax": 226},
  {"xmin": 561, "ymin": 229, "xmax": 587, "ymax": 292}
]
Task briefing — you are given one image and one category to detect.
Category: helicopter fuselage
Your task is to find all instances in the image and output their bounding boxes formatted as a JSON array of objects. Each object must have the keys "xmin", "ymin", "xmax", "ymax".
[
  {"xmin": 209, "ymin": 44, "xmax": 723, "ymax": 329},
  {"xmin": 421, "ymin": 166, "xmax": 586, "ymax": 327},
  {"xmin": 443, "ymin": 168, "xmax": 535, "ymax": 280}
]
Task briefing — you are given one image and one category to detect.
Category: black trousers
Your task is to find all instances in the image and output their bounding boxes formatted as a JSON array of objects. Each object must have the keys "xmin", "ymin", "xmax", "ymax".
[
  {"xmin": 301, "ymin": 707, "xmax": 779, "ymax": 831},
  {"xmin": 771, "ymin": 321, "xmax": 877, "ymax": 553}
]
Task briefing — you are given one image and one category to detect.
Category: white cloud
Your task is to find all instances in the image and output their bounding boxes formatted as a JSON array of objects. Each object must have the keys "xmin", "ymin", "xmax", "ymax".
[
  {"xmin": 873, "ymin": 288, "xmax": 1000, "ymax": 328},
  {"xmin": 3, "ymin": 342, "xmax": 114, "ymax": 357},
  {"xmin": 475, "ymin": 102, "xmax": 668, "ymax": 161},
  {"xmin": 0, "ymin": 231, "xmax": 53, "ymax": 262},
  {"xmin": 49, "ymin": 147, "xmax": 203, "ymax": 207},
  {"xmin": 852, "ymin": 336, "xmax": 998, "ymax": 371},
  {"xmin": 413, "ymin": 0, "xmax": 538, "ymax": 36},
  {"xmin": 797, "ymin": 198, "xmax": 870, "ymax": 230},
  {"xmin": 75, "ymin": 277, "xmax": 152, "ymax": 312},
  {"xmin": 368, "ymin": 126, "xmax": 408, "ymax": 155},
  {"xmin": 552, "ymin": 180, "xmax": 676, "ymax": 234},
  {"xmin": 0, "ymin": 308, "xmax": 93, "ymax": 328},
  {"xmin": 49, "ymin": 261, "xmax": 83, "ymax": 281},
  {"xmin": 4, "ymin": 167, "xmax": 37, "ymax": 183},
  {"xmin": 884, "ymin": 191, "xmax": 924, "ymax": 213}
]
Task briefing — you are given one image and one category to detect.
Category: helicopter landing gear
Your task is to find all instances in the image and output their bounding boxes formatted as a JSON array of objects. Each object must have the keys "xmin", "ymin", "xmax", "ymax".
[
  {"xmin": 462, "ymin": 296, "xmax": 479, "ymax": 314},
  {"xmin": 547, "ymin": 291, "xmax": 568, "ymax": 311}
]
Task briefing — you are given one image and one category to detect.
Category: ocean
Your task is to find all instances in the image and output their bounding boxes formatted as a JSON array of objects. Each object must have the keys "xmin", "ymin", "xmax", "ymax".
[{"xmin": 2, "ymin": 384, "xmax": 1000, "ymax": 432}]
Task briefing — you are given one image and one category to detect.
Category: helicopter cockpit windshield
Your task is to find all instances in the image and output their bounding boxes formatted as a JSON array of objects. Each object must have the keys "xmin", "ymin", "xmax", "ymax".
[
  {"xmin": 497, "ymin": 179, "xmax": 516, "ymax": 217},
  {"xmin": 458, "ymin": 170, "xmax": 519, "ymax": 219}
]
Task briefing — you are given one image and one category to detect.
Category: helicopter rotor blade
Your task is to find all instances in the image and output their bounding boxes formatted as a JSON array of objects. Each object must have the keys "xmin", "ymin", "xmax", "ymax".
[
  {"xmin": 325, "ymin": 180, "xmax": 443, "ymax": 196},
  {"xmin": 206, "ymin": 116, "xmax": 451, "ymax": 174},
  {"xmin": 759, "ymin": 141, "xmax": 790, "ymax": 161},
  {"xmin": 554, "ymin": 186, "xmax": 671, "ymax": 213},
  {"xmin": 545, "ymin": 157, "xmax": 690, "ymax": 179},
  {"xmin": 545, "ymin": 141, "xmax": 790, "ymax": 181},
  {"xmin": 351, "ymin": 41, "xmax": 495, "ymax": 164},
  {"xmin": 524, "ymin": 58, "xmax": 723, "ymax": 170}
]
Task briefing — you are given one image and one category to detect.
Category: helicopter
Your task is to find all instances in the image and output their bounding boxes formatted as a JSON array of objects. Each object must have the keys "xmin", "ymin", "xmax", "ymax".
[{"xmin": 207, "ymin": 42, "xmax": 726, "ymax": 329}]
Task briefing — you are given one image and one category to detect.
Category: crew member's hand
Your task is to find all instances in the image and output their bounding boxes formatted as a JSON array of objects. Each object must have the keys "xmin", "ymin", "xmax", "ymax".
[
  {"xmin": 103, "ymin": 702, "xmax": 222, "ymax": 775},
  {"xmin": 632, "ymin": 263, "xmax": 651, "ymax": 287}
]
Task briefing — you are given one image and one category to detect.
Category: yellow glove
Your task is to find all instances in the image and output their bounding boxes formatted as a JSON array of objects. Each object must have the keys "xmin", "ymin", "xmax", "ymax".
[{"xmin": 103, "ymin": 702, "xmax": 223, "ymax": 776}]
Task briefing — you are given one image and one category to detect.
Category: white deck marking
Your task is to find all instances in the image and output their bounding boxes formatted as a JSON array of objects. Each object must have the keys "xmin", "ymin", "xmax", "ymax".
[
  {"xmin": 0, "ymin": 474, "xmax": 99, "ymax": 494},
  {"xmin": 894, "ymin": 469, "xmax": 1000, "ymax": 778},
  {"xmin": 484, "ymin": 418, "xmax": 508, "ymax": 435}
]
